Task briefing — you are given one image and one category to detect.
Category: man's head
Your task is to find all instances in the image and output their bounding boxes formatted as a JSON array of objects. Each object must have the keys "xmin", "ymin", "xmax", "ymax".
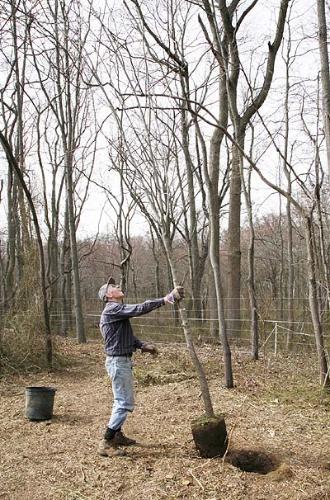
[{"xmin": 98, "ymin": 279, "xmax": 124, "ymax": 302}]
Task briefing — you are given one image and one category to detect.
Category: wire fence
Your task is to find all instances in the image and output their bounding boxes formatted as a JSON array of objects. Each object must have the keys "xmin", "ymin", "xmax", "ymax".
[
  {"xmin": 45, "ymin": 303, "xmax": 330, "ymax": 357},
  {"xmin": 3, "ymin": 295, "xmax": 328, "ymax": 355}
]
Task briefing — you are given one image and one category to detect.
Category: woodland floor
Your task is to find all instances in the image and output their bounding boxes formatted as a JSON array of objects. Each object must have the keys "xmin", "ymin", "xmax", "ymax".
[{"xmin": 0, "ymin": 339, "xmax": 330, "ymax": 500}]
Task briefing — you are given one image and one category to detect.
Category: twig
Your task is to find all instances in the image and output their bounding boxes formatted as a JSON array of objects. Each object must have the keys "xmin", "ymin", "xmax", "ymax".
[
  {"xmin": 189, "ymin": 470, "xmax": 204, "ymax": 490},
  {"xmin": 221, "ymin": 395, "xmax": 248, "ymax": 469},
  {"xmin": 221, "ymin": 422, "xmax": 236, "ymax": 469}
]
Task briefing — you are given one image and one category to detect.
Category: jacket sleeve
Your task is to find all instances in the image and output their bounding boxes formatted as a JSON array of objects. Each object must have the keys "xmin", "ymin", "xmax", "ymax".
[{"xmin": 112, "ymin": 298, "xmax": 165, "ymax": 319}]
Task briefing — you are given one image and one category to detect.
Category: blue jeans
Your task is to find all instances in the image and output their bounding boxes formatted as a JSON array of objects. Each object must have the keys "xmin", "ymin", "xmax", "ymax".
[{"xmin": 105, "ymin": 356, "xmax": 134, "ymax": 430}]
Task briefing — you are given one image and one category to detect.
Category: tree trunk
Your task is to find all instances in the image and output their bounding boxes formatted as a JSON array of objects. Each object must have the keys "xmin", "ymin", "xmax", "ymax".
[
  {"xmin": 12, "ymin": 0, "xmax": 30, "ymax": 262},
  {"xmin": 248, "ymin": 236, "xmax": 259, "ymax": 361},
  {"xmin": 163, "ymin": 235, "xmax": 215, "ymax": 416},
  {"xmin": 209, "ymin": 227, "xmax": 234, "ymax": 388},
  {"xmin": 198, "ymin": 78, "xmax": 233, "ymax": 387},
  {"xmin": 65, "ymin": 156, "xmax": 86, "ymax": 343},
  {"xmin": 0, "ymin": 131, "xmax": 53, "ymax": 368},
  {"xmin": 208, "ymin": 266, "xmax": 219, "ymax": 340},
  {"xmin": 218, "ymin": 0, "xmax": 289, "ymax": 339},
  {"xmin": 47, "ymin": 227, "xmax": 60, "ymax": 330},
  {"xmin": 150, "ymin": 229, "xmax": 161, "ymax": 297},
  {"xmin": 286, "ymin": 194, "xmax": 294, "ymax": 349},
  {"xmin": 60, "ymin": 199, "xmax": 71, "ymax": 336},
  {"xmin": 314, "ymin": 76, "xmax": 330, "ymax": 313},
  {"xmin": 199, "ymin": 112, "xmax": 234, "ymax": 387},
  {"xmin": 282, "ymin": 20, "xmax": 295, "ymax": 349},
  {"xmin": 4, "ymin": 164, "xmax": 17, "ymax": 309},
  {"xmin": 180, "ymin": 102, "xmax": 204, "ymax": 318},
  {"xmin": 227, "ymin": 133, "xmax": 245, "ymax": 338},
  {"xmin": 241, "ymin": 139, "xmax": 259, "ymax": 360},
  {"xmin": 305, "ymin": 216, "xmax": 330, "ymax": 389},
  {"xmin": 317, "ymin": 0, "xmax": 330, "ymax": 181}
]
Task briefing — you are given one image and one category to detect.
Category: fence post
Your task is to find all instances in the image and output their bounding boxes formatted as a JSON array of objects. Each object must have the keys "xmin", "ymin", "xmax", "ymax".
[{"xmin": 274, "ymin": 322, "xmax": 278, "ymax": 356}]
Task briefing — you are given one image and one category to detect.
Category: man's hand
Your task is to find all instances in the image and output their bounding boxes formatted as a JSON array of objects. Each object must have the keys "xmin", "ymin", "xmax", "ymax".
[
  {"xmin": 164, "ymin": 286, "xmax": 185, "ymax": 304},
  {"xmin": 141, "ymin": 343, "xmax": 159, "ymax": 356}
]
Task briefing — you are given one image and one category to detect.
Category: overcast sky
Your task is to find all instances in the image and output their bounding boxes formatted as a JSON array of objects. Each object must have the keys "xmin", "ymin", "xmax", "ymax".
[{"xmin": 0, "ymin": 0, "xmax": 327, "ymax": 240}]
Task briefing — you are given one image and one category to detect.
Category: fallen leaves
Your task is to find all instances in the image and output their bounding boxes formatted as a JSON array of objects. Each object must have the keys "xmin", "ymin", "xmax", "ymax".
[{"xmin": 0, "ymin": 341, "xmax": 329, "ymax": 499}]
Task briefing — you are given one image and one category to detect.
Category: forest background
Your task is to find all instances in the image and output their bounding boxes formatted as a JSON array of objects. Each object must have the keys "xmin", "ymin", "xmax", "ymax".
[{"xmin": 1, "ymin": 0, "xmax": 330, "ymax": 392}]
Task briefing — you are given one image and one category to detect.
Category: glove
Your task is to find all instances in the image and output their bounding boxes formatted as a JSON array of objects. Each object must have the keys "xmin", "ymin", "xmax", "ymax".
[
  {"xmin": 165, "ymin": 286, "xmax": 185, "ymax": 304},
  {"xmin": 141, "ymin": 343, "xmax": 159, "ymax": 356}
]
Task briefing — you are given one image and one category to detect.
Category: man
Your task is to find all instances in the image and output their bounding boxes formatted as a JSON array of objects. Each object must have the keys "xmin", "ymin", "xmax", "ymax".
[{"xmin": 98, "ymin": 278, "xmax": 184, "ymax": 457}]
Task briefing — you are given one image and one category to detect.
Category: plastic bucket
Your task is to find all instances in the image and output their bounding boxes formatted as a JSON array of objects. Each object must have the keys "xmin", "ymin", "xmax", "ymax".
[{"xmin": 25, "ymin": 386, "xmax": 56, "ymax": 421}]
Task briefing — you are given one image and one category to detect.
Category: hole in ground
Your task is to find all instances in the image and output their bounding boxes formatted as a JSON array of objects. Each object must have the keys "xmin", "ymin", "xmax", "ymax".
[{"xmin": 226, "ymin": 449, "xmax": 279, "ymax": 475}]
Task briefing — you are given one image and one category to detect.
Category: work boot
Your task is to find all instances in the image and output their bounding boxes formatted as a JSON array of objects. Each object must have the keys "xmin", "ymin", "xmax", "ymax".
[
  {"xmin": 112, "ymin": 430, "xmax": 136, "ymax": 446},
  {"xmin": 98, "ymin": 438, "xmax": 127, "ymax": 457}
]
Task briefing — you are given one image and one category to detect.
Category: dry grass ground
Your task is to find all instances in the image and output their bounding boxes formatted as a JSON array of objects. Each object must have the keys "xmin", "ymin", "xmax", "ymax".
[{"xmin": 0, "ymin": 339, "xmax": 329, "ymax": 500}]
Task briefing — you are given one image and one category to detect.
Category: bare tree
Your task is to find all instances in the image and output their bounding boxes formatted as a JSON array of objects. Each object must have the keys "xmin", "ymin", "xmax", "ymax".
[
  {"xmin": 317, "ymin": 0, "xmax": 330, "ymax": 181},
  {"xmin": 0, "ymin": 0, "xmax": 32, "ymax": 309},
  {"xmin": 0, "ymin": 131, "xmax": 53, "ymax": 367},
  {"xmin": 199, "ymin": 0, "xmax": 289, "ymax": 337},
  {"xmin": 105, "ymin": 107, "xmax": 215, "ymax": 413},
  {"xmin": 240, "ymin": 123, "xmax": 259, "ymax": 359},
  {"xmin": 85, "ymin": 14, "xmax": 215, "ymax": 410},
  {"xmin": 236, "ymin": 126, "xmax": 330, "ymax": 389},
  {"xmin": 106, "ymin": 134, "xmax": 137, "ymax": 294},
  {"xmin": 27, "ymin": 0, "xmax": 98, "ymax": 342},
  {"xmin": 282, "ymin": 10, "xmax": 296, "ymax": 349},
  {"xmin": 120, "ymin": 0, "xmax": 234, "ymax": 387}
]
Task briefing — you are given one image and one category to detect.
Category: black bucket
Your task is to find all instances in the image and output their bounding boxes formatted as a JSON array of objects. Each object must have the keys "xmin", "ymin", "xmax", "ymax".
[{"xmin": 25, "ymin": 386, "xmax": 56, "ymax": 421}]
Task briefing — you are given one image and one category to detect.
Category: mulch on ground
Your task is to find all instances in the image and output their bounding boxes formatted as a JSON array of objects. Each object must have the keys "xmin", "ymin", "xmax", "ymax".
[{"xmin": 0, "ymin": 339, "xmax": 329, "ymax": 499}]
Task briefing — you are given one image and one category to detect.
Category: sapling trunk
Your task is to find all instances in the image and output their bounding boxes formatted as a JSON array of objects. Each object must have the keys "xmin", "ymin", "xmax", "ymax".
[{"xmin": 163, "ymin": 235, "xmax": 214, "ymax": 417}]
